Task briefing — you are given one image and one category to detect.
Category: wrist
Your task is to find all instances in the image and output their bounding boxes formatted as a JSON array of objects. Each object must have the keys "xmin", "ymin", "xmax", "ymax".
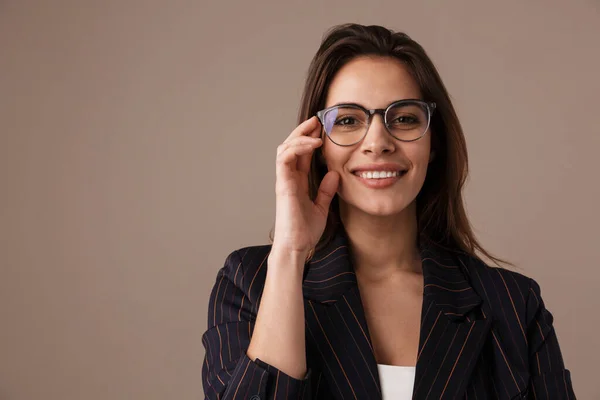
[
  {"xmin": 270, "ymin": 242, "xmax": 310, "ymax": 260},
  {"xmin": 268, "ymin": 246, "xmax": 308, "ymax": 274}
]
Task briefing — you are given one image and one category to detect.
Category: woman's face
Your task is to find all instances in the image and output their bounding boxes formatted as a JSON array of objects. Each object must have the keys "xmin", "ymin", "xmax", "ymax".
[{"xmin": 321, "ymin": 56, "xmax": 433, "ymax": 218}]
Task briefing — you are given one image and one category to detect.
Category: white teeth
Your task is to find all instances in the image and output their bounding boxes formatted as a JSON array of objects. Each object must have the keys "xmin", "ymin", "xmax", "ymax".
[{"xmin": 358, "ymin": 170, "xmax": 403, "ymax": 179}]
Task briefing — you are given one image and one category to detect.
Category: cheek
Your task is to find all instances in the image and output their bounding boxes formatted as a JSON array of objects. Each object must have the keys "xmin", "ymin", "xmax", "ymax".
[
  {"xmin": 322, "ymin": 144, "xmax": 350, "ymax": 172},
  {"xmin": 408, "ymin": 139, "xmax": 432, "ymax": 167},
  {"xmin": 415, "ymin": 149, "xmax": 432, "ymax": 169}
]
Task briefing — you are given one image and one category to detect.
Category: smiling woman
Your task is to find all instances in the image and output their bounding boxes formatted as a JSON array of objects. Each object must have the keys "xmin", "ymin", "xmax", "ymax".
[
  {"xmin": 201, "ymin": 23, "xmax": 576, "ymax": 399},
  {"xmin": 318, "ymin": 56, "xmax": 434, "ymax": 221}
]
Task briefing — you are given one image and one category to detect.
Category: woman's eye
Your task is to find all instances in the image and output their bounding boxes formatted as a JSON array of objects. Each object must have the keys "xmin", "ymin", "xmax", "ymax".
[
  {"xmin": 335, "ymin": 117, "xmax": 358, "ymax": 125},
  {"xmin": 390, "ymin": 115, "xmax": 419, "ymax": 127},
  {"xmin": 391, "ymin": 115, "xmax": 418, "ymax": 124}
]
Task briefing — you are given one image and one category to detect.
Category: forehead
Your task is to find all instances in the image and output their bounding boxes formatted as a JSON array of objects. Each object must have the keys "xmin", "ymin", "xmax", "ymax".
[{"xmin": 325, "ymin": 56, "xmax": 422, "ymax": 109}]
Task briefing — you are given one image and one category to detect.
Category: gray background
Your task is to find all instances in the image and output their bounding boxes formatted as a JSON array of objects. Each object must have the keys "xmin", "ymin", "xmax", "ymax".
[{"xmin": 1, "ymin": 0, "xmax": 598, "ymax": 398}]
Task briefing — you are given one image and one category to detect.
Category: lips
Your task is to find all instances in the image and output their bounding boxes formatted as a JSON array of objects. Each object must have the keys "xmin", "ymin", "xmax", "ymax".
[
  {"xmin": 353, "ymin": 170, "xmax": 407, "ymax": 179},
  {"xmin": 350, "ymin": 162, "xmax": 409, "ymax": 174},
  {"xmin": 352, "ymin": 170, "xmax": 406, "ymax": 189}
]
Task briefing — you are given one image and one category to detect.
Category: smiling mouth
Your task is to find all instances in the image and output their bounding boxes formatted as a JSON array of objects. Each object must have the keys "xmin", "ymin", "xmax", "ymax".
[{"xmin": 352, "ymin": 170, "xmax": 408, "ymax": 179}]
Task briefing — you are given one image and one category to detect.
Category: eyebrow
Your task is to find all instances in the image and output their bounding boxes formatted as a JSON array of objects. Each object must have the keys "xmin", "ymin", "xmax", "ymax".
[
  {"xmin": 329, "ymin": 101, "xmax": 365, "ymax": 108},
  {"xmin": 328, "ymin": 98, "xmax": 423, "ymax": 109}
]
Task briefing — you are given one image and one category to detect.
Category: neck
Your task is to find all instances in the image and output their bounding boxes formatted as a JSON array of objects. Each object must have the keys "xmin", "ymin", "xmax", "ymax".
[{"xmin": 339, "ymin": 200, "xmax": 421, "ymax": 281}]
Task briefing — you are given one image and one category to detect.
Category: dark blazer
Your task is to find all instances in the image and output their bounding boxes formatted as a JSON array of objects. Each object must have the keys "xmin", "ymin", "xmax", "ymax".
[{"xmin": 202, "ymin": 232, "xmax": 576, "ymax": 399}]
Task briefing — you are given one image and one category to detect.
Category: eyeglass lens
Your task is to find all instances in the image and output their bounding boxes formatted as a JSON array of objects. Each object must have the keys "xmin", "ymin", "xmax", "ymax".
[{"xmin": 322, "ymin": 102, "xmax": 430, "ymax": 145}]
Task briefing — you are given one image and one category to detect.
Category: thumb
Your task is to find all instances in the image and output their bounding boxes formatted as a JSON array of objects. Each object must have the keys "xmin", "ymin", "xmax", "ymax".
[{"xmin": 314, "ymin": 171, "xmax": 340, "ymax": 215}]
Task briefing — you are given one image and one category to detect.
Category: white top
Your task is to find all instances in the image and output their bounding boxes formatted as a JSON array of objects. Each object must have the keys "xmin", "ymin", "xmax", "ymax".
[{"xmin": 377, "ymin": 364, "xmax": 416, "ymax": 399}]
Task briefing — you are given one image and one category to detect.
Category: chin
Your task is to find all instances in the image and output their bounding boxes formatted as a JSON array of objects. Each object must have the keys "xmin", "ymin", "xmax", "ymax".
[
  {"xmin": 341, "ymin": 197, "xmax": 412, "ymax": 218},
  {"xmin": 362, "ymin": 203, "xmax": 409, "ymax": 217}
]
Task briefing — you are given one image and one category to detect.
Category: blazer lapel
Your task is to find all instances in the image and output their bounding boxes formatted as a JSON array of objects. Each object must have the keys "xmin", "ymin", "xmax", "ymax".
[
  {"xmin": 302, "ymin": 234, "xmax": 382, "ymax": 400},
  {"xmin": 301, "ymin": 232, "xmax": 491, "ymax": 400},
  {"xmin": 412, "ymin": 243, "xmax": 492, "ymax": 399}
]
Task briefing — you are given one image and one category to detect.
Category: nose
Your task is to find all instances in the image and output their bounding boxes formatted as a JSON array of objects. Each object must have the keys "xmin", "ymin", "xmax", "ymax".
[{"xmin": 360, "ymin": 113, "xmax": 396, "ymax": 155}]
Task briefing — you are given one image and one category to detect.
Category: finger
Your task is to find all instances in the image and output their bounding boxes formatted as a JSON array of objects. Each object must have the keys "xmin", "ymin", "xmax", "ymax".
[
  {"xmin": 277, "ymin": 136, "xmax": 321, "ymax": 156},
  {"xmin": 307, "ymin": 120, "xmax": 323, "ymax": 139},
  {"xmin": 276, "ymin": 143, "xmax": 320, "ymax": 176},
  {"xmin": 314, "ymin": 171, "xmax": 340, "ymax": 216},
  {"xmin": 297, "ymin": 138, "xmax": 322, "ymax": 174},
  {"xmin": 279, "ymin": 129, "xmax": 323, "ymax": 174},
  {"xmin": 284, "ymin": 116, "xmax": 320, "ymax": 143}
]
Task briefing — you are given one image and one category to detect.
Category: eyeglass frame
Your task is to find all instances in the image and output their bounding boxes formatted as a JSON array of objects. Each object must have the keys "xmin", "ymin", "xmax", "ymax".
[{"xmin": 315, "ymin": 98, "xmax": 437, "ymax": 146}]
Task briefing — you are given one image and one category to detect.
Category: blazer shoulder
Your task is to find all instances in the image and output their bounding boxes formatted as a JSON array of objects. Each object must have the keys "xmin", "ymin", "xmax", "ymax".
[
  {"xmin": 459, "ymin": 252, "xmax": 533, "ymax": 291},
  {"xmin": 216, "ymin": 243, "xmax": 273, "ymax": 302},
  {"xmin": 457, "ymin": 252, "xmax": 537, "ymax": 317}
]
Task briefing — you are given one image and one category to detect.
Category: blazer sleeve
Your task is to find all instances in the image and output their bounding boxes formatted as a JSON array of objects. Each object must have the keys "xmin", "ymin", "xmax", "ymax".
[
  {"xmin": 202, "ymin": 249, "xmax": 312, "ymax": 400},
  {"xmin": 526, "ymin": 278, "xmax": 576, "ymax": 399}
]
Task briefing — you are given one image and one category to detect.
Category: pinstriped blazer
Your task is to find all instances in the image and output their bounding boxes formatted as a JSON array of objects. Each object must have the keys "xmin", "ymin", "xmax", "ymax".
[{"xmin": 202, "ymin": 231, "xmax": 576, "ymax": 399}]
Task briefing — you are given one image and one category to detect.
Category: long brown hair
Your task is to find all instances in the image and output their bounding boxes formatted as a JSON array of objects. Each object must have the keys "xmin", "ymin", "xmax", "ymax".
[{"xmin": 274, "ymin": 23, "xmax": 512, "ymax": 268}]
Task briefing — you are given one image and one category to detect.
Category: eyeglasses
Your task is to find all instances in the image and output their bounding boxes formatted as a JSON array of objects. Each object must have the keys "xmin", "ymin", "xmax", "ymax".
[{"xmin": 316, "ymin": 99, "xmax": 436, "ymax": 146}]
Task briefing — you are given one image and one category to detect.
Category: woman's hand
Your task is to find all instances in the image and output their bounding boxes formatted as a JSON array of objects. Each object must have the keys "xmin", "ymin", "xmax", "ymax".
[
  {"xmin": 247, "ymin": 116, "xmax": 338, "ymax": 377},
  {"xmin": 272, "ymin": 116, "xmax": 340, "ymax": 258}
]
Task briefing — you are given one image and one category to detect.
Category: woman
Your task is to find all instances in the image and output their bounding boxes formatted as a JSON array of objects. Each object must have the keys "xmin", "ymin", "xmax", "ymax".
[{"xmin": 202, "ymin": 23, "xmax": 575, "ymax": 399}]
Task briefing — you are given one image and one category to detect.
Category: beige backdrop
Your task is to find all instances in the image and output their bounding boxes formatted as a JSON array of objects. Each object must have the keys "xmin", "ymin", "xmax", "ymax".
[{"xmin": 1, "ymin": 0, "xmax": 598, "ymax": 399}]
